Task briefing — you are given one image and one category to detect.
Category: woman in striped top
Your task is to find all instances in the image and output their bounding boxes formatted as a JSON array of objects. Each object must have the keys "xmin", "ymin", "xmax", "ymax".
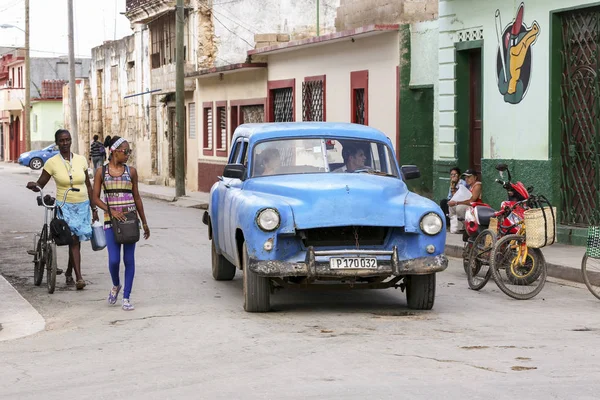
[{"xmin": 92, "ymin": 136, "xmax": 150, "ymax": 311}]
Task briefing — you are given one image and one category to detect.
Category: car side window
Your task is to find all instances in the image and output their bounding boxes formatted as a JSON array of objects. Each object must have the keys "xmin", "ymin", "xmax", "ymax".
[
  {"xmin": 229, "ymin": 139, "xmax": 243, "ymax": 164},
  {"xmin": 240, "ymin": 141, "xmax": 249, "ymax": 168}
]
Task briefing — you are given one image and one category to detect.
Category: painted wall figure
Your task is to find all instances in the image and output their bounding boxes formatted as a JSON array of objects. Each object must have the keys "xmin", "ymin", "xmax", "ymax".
[{"xmin": 495, "ymin": 3, "xmax": 540, "ymax": 104}]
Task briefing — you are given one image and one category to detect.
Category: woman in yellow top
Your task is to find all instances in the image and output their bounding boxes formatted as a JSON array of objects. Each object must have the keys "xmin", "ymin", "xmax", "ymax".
[{"xmin": 26, "ymin": 129, "xmax": 98, "ymax": 290}]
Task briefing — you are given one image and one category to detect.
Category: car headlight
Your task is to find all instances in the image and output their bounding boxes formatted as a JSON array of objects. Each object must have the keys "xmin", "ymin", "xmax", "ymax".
[
  {"xmin": 20, "ymin": 152, "xmax": 30, "ymax": 158},
  {"xmin": 256, "ymin": 208, "xmax": 280, "ymax": 231},
  {"xmin": 420, "ymin": 212, "xmax": 443, "ymax": 236}
]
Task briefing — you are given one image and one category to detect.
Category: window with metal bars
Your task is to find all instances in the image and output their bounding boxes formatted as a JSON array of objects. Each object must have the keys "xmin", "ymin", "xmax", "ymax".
[
  {"xmin": 203, "ymin": 105, "xmax": 213, "ymax": 150},
  {"xmin": 188, "ymin": 103, "xmax": 196, "ymax": 139},
  {"xmin": 302, "ymin": 78, "xmax": 325, "ymax": 121},
  {"xmin": 150, "ymin": 12, "xmax": 176, "ymax": 69},
  {"xmin": 354, "ymin": 89, "xmax": 365, "ymax": 125},
  {"xmin": 272, "ymin": 88, "xmax": 294, "ymax": 122},
  {"xmin": 217, "ymin": 105, "xmax": 227, "ymax": 152}
]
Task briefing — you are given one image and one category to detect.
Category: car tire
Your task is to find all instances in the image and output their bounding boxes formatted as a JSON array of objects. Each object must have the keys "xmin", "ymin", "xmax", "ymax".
[
  {"xmin": 211, "ymin": 240, "xmax": 236, "ymax": 281},
  {"xmin": 242, "ymin": 242, "xmax": 270, "ymax": 312},
  {"xmin": 405, "ymin": 273, "xmax": 436, "ymax": 310},
  {"xmin": 29, "ymin": 158, "xmax": 43, "ymax": 170}
]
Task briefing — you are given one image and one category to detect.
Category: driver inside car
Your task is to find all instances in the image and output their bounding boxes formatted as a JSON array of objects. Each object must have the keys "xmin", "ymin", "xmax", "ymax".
[{"xmin": 333, "ymin": 144, "xmax": 368, "ymax": 173}]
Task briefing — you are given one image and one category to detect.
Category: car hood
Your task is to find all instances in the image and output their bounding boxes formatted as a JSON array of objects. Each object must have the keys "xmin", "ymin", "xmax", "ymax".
[{"xmin": 243, "ymin": 174, "xmax": 408, "ymax": 229}]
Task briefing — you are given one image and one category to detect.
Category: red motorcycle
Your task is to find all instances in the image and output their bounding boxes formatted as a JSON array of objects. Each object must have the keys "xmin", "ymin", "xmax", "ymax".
[{"xmin": 461, "ymin": 163, "xmax": 531, "ymax": 273}]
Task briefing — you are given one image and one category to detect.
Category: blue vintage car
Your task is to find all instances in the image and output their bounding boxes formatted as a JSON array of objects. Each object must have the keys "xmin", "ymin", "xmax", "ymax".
[
  {"xmin": 18, "ymin": 143, "xmax": 59, "ymax": 170},
  {"xmin": 203, "ymin": 122, "xmax": 448, "ymax": 312}
]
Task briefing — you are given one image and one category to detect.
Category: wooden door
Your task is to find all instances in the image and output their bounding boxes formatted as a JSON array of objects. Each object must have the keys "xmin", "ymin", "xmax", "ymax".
[{"xmin": 469, "ymin": 49, "xmax": 482, "ymax": 174}]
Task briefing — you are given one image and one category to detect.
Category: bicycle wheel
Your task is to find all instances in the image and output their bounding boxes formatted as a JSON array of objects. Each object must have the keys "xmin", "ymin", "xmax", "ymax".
[
  {"xmin": 582, "ymin": 255, "xmax": 600, "ymax": 301},
  {"xmin": 490, "ymin": 234, "xmax": 547, "ymax": 300},
  {"xmin": 33, "ymin": 238, "xmax": 44, "ymax": 286},
  {"xmin": 46, "ymin": 242, "xmax": 57, "ymax": 294},
  {"xmin": 463, "ymin": 240, "xmax": 480, "ymax": 275},
  {"xmin": 467, "ymin": 229, "xmax": 496, "ymax": 291}
]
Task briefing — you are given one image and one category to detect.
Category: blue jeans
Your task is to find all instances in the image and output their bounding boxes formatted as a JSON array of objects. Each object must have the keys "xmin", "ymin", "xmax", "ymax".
[
  {"xmin": 105, "ymin": 227, "xmax": 136, "ymax": 299},
  {"xmin": 92, "ymin": 157, "xmax": 104, "ymax": 170}
]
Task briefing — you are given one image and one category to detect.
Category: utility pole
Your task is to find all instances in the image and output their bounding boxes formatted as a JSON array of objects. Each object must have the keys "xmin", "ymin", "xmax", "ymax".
[
  {"xmin": 24, "ymin": 0, "xmax": 30, "ymax": 151},
  {"xmin": 175, "ymin": 0, "xmax": 186, "ymax": 197},
  {"xmin": 316, "ymin": 0, "xmax": 320, "ymax": 36},
  {"xmin": 67, "ymin": 0, "xmax": 79, "ymax": 152}
]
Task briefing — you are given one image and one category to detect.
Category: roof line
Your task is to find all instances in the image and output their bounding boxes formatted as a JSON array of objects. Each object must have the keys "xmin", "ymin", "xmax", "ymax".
[
  {"xmin": 186, "ymin": 62, "xmax": 267, "ymax": 79},
  {"xmin": 247, "ymin": 24, "xmax": 400, "ymax": 56}
]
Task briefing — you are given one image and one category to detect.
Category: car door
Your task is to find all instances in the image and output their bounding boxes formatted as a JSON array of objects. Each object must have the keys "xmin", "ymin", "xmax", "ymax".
[{"xmin": 216, "ymin": 138, "xmax": 247, "ymax": 262}]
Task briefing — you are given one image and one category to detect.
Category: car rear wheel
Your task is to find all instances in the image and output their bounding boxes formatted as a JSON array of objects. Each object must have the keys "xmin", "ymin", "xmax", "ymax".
[
  {"xmin": 29, "ymin": 158, "xmax": 43, "ymax": 170},
  {"xmin": 211, "ymin": 240, "xmax": 236, "ymax": 281},
  {"xmin": 405, "ymin": 273, "xmax": 436, "ymax": 310},
  {"xmin": 242, "ymin": 242, "xmax": 270, "ymax": 312}
]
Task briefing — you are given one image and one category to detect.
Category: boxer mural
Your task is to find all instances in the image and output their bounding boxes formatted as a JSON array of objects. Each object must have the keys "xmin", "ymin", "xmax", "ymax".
[{"xmin": 495, "ymin": 3, "xmax": 540, "ymax": 104}]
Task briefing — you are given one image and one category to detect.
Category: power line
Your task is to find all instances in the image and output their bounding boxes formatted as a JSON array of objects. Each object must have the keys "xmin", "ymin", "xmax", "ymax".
[
  {"xmin": 210, "ymin": 5, "xmax": 257, "ymax": 34},
  {"xmin": 0, "ymin": 0, "xmax": 22, "ymax": 13}
]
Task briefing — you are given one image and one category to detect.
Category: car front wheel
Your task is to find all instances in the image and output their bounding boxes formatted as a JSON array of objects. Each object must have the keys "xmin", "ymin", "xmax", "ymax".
[
  {"xmin": 29, "ymin": 157, "xmax": 43, "ymax": 170},
  {"xmin": 405, "ymin": 274, "xmax": 436, "ymax": 310},
  {"xmin": 242, "ymin": 242, "xmax": 270, "ymax": 312}
]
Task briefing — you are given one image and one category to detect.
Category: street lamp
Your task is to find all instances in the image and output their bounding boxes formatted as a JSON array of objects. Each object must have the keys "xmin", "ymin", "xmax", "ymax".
[{"xmin": 0, "ymin": 18, "xmax": 30, "ymax": 152}]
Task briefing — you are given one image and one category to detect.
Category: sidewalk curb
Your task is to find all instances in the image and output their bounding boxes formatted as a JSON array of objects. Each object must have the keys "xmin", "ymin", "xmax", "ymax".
[
  {"xmin": 139, "ymin": 190, "xmax": 177, "ymax": 203},
  {"xmin": 0, "ymin": 275, "xmax": 45, "ymax": 342},
  {"xmin": 139, "ymin": 190, "xmax": 209, "ymax": 209},
  {"xmin": 445, "ymin": 244, "xmax": 585, "ymax": 284}
]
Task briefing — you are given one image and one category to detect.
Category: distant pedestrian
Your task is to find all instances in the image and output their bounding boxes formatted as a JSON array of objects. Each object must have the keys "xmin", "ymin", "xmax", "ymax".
[
  {"xmin": 26, "ymin": 129, "xmax": 99, "ymax": 290},
  {"xmin": 92, "ymin": 136, "xmax": 150, "ymax": 311},
  {"xmin": 90, "ymin": 135, "xmax": 106, "ymax": 170}
]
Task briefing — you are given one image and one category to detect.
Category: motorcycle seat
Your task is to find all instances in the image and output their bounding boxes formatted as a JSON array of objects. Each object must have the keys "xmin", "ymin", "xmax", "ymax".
[{"xmin": 475, "ymin": 206, "xmax": 496, "ymax": 227}]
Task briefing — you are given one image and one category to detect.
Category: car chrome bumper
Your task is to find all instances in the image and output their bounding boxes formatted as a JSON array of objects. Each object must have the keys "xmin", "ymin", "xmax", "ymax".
[{"xmin": 248, "ymin": 246, "xmax": 448, "ymax": 278}]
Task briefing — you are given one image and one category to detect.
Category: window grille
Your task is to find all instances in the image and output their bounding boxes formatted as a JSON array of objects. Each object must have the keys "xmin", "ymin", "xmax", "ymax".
[
  {"xmin": 354, "ymin": 89, "xmax": 365, "ymax": 125},
  {"xmin": 273, "ymin": 88, "xmax": 293, "ymax": 122},
  {"xmin": 217, "ymin": 106, "xmax": 227, "ymax": 150},
  {"xmin": 203, "ymin": 107, "xmax": 213, "ymax": 149},
  {"xmin": 188, "ymin": 103, "xmax": 196, "ymax": 139},
  {"xmin": 302, "ymin": 80, "xmax": 324, "ymax": 121}
]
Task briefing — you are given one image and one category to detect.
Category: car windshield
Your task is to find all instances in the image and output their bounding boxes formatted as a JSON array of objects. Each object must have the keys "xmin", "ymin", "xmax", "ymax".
[{"xmin": 251, "ymin": 138, "xmax": 399, "ymax": 178}]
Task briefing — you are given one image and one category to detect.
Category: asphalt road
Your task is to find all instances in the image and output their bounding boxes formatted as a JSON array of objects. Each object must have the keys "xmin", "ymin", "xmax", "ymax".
[{"xmin": 1, "ymin": 163, "xmax": 600, "ymax": 399}]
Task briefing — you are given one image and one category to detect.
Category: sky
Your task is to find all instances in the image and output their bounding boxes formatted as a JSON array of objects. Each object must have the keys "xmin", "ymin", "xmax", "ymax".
[{"xmin": 0, "ymin": 0, "xmax": 132, "ymax": 58}]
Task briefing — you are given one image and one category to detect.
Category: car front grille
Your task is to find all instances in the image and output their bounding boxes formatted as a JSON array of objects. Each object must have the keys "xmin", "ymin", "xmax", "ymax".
[{"xmin": 298, "ymin": 226, "xmax": 388, "ymax": 247}]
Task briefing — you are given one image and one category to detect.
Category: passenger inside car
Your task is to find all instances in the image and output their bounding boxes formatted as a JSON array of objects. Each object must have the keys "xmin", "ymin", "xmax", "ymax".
[{"xmin": 257, "ymin": 148, "xmax": 281, "ymax": 176}]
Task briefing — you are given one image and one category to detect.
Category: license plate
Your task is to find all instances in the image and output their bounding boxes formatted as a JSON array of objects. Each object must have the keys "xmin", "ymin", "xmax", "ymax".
[{"xmin": 329, "ymin": 257, "xmax": 378, "ymax": 269}]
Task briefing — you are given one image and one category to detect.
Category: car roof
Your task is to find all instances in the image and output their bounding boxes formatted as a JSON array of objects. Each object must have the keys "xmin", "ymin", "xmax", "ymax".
[{"xmin": 232, "ymin": 122, "xmax": 392, "ymax": 144}]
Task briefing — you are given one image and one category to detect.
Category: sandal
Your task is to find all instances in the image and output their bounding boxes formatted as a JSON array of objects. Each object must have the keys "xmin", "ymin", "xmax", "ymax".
[
  {"xmin": 76, "ymin": 279, "xmax": 86, "ymax": 290},
  {"xmin": 122, "ymin": 298, "xmax": 134, "ymax": 311},
  {"xmin": 108, "ymin": 285, "xmax": 122, "ymax": 305},
  {"xmin": 66, "ymin": 276, "xmax": 75, "ymax": 286}
]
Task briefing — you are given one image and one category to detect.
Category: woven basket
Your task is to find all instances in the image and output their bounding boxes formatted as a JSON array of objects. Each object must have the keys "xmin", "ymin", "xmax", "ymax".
[
  {"xmin": 485, "ymin": 217, "xmax": 498, "ymax": 247},
  {"xmin": 524, "ymin": 207, "xmax": 557, "ymax": 248},
  {"xmin": 586, "ymin": 226, "xmax": 600, "ymax": 258}
]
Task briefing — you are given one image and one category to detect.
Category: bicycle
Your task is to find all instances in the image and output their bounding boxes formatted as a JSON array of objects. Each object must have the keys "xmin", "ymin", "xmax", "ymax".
[
  {"xmin": 27, "ymin": 185, "xmax": 80, "ymax": 294},
  {"xmin": 467, "ymin": 198, "xmax": 549, "ymax": 300},
  {"xmin": 582, "ymin": 226, "xmax": 600, "ymax": 301}
]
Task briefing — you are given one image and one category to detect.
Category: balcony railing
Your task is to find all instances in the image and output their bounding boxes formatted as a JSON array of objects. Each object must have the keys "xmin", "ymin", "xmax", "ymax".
[{"xmin": 126, "ymin": 0, "xmax": 190, "ymax": 23}]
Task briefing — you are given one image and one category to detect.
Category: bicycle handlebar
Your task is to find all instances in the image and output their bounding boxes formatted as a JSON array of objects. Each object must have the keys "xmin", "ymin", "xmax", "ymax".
[{"xmin": 34, "ymin": 185, "xmax": 80, "ymax": 210}]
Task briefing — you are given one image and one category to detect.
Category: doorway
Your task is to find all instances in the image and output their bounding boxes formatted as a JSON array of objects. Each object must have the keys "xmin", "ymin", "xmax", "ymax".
[{"xmin": 456, "ymin": 44, "xmax": 483, "ymax": 174}]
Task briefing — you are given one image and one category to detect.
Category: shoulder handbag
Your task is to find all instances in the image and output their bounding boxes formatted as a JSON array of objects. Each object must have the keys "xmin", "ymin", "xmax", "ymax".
[
  {"xmin": 50, "ymin": 207, "xmax": 74, "ymax": 246},
  {"xmin": 102, "ymin": 165, "xmax": 140, "ymax": 244}
]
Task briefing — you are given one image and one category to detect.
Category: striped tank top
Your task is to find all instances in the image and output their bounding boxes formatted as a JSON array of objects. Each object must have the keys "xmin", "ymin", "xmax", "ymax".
[{"xmin": 103, "ymin": 164, "xmax": 137, "ymax": 228}]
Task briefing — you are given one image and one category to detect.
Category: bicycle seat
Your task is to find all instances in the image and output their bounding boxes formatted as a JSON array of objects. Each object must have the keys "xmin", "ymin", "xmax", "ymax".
[{"xmin": 475, "ymin": 206, "xmax": 495, "ymax": 227}]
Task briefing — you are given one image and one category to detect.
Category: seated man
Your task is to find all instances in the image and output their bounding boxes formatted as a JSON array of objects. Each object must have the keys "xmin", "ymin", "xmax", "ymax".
[
  {"xmin": 333, "ymin": 144, "xmax": 368, "ymax": 173},
  {"xmin": 448, "ymin": 169, "xmax": 482, "ymax": 232}
]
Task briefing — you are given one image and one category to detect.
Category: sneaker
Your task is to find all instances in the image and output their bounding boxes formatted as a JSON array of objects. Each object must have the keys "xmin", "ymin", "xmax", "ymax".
[
  {"xmin": 108, "ymin": 285, "xmax": 122, "ymax": 305},
  {"xmin": 122, "ymin": 298, "xmax": 135, "ymax": 311}
]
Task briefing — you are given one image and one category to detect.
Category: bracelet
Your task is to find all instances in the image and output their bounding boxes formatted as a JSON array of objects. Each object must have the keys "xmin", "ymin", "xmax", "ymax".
[{"xmin": 92, "ymin": 207, "xmax": 98, "ymax": 212}]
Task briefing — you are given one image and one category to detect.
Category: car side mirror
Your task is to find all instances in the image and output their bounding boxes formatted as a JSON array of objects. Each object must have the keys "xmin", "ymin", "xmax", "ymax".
[
  {"xmin": 401, "ymin": 165, "xmax": 420, "ymax": 180},
  {"xmin": 223, "ymin": 164, "xmax": 246, "ymax": 180}
]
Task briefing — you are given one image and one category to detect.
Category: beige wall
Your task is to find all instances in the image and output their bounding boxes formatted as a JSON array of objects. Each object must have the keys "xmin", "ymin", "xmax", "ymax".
[
  {"xmin": 266, "ymin": 32, "xmax": 399, "ymax": 148},
  {"xmin": 196, "ymin": 68, "xmax": 268, "ymax": 161}
]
